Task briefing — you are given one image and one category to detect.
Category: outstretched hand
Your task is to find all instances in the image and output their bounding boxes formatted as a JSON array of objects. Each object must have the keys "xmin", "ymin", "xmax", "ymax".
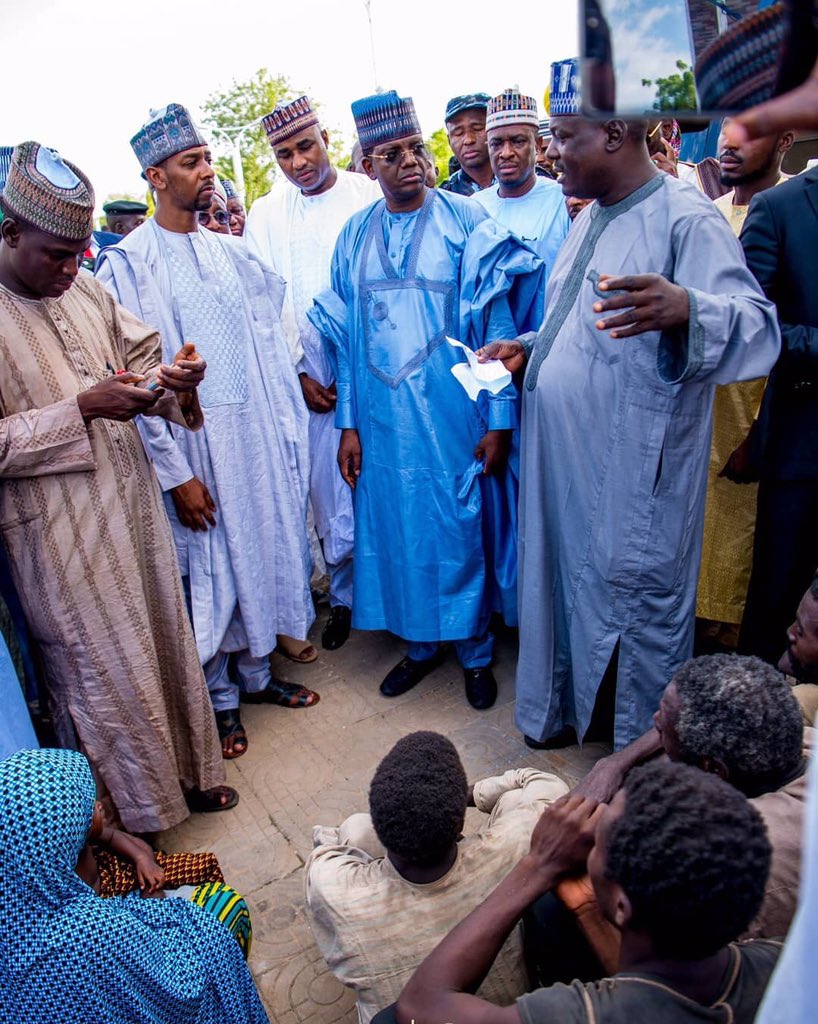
[
  {"xmin": 593, "ymin": 274, "xmax": 689, "ymax": 338},
  {"xmin": 158, "ymin": 342, "xmax": 206, "ymax": 392}
]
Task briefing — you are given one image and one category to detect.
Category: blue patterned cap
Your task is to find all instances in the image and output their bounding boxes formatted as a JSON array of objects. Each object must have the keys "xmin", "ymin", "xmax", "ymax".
[
  {"xmin": 0, "ymin": 146, "xmax": 13, "ymax": 194},
  {"xmin": 220, "ymin": 178, "xmax": 238, "ymax": 200},
  {"xmin": 550, "ymin": 58, "xmax": 582, "ymax": 116},
  {"xmin": 130, "ymin": 104, "xmax": 208, "ymax": 173},
  {"xmin": 351, "ymin": 91, "xmax": 422, "ymax": 151},
  {"xmin": 444, "ymin": 93, "xmax": 491, "ymax": 122}
]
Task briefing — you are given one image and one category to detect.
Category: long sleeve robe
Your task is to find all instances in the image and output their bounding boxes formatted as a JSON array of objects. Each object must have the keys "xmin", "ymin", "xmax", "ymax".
[
  {"xmin": 516, "ymin": 174, "xmax": 781, "ymax": 749},
  {"xmin": 0, "ymin": 275, "xmax": 224, "ymax": 832}
]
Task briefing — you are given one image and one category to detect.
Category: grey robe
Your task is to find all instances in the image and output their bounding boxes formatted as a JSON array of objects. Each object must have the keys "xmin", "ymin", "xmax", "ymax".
[{"xmin": 516, "ymin": 174, "xmax": 780, "ymax": 748}]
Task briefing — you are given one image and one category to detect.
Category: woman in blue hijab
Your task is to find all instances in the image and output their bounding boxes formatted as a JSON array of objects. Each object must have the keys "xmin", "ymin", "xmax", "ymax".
[{"xmin": 0, "ymin": 748, "xmax": 269, "ymax": 1023}]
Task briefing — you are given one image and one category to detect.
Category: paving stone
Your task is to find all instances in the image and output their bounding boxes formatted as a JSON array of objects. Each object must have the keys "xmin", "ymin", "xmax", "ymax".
[{"xmin": 161, "ymin": 608, "xmax": 611, "ymax": 1022}]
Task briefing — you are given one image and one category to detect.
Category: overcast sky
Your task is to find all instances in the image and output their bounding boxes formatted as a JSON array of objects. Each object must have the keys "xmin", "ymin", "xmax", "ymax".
[{"xmin": 2, "ymin": 0, "xmax": 578, "ymax": 212}]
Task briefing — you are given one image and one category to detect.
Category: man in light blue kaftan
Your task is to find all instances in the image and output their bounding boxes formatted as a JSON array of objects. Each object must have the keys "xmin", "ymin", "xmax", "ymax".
[
  {"xmin": 97, "ymin": 105, "xmax": 315, "ymax": 758},
  {"xmin": 308, "ymin": 91, "xmax": 542, "ymax": 710},
  {"xmin": 483, "ymin": 68, "xmax": 781, "ymax": 750}
]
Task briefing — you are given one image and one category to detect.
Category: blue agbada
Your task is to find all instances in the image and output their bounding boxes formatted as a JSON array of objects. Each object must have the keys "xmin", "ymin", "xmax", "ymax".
[
  {"xmin": 309, "ymin": 188, "xmax": 542, "ymax": 641},
  {"xmin": 0, "ymin": 748, "xmax": 268, "ymax": 1024}
]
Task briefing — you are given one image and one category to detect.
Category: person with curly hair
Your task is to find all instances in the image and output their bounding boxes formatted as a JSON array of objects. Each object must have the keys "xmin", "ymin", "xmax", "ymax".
[
  {"xmin": 575, "ymin": 654, "xmax": 809, "ymax": 943},
  {"xmin": 304, "ymin": 731, "xmax": 567, "ymax": 1022},
  {"xmin": 394, "ymin": 762, "xmax": 780, "ymax": 1024}
]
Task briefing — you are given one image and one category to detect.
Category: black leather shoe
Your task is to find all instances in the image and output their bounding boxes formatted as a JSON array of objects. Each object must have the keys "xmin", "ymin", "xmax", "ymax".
[
  {"xmin": 464, "ymin": 667, "xmax": 497, "ymax": 710},
  {"xmin": 322, "ymin": 605, "xmax": 352, "ymax": 650},
  {"xmin": 524, "ymin": 727, "xmax": 577, "ymax": 750},
  {"xmin": 380, "ymin": 650, "xmax": 446, "ymax": 697}
]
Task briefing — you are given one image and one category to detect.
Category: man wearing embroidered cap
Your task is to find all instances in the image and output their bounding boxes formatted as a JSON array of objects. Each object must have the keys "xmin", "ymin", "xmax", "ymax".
[
  {"xmin": 474, "ymin": 89, "xmax": 569, "ymax": 320},
  {"xmin": 219, "ymin": 179, "xmax": 246, "ymax": 236},
  {"xmin": 246, "ymin": 96, "xmax": 380, "ymax": 654},
  {"xmin": 97, "ymin": 104, "xmax": 318, "ymax": 760},
  {"xmin": 0, "ymin": 140, "xmax": 236, "ymax": 830},
  {"xmin": 309, "ymin": 90, "xmax": 543, "ymax": 709},
  {"xmin": 479, "ymin": 59, "xmax": 781, "ymax": 751},
  {"xmin": 439, "ymin": 93, "xmax": 494, "ymax": 197}
]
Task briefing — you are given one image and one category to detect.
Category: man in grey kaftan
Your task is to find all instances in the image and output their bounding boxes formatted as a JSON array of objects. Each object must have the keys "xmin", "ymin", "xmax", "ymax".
[{"xmin": 486, "ymin": 102, "xmax": 780, "ymax": 750}]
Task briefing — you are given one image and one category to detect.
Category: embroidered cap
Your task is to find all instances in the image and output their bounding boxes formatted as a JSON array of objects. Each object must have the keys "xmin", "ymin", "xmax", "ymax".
[
  {"xmin": 130, "ymin": 104, "xmax": 207, "ymax": 173},
  {"xmin": 262, "ymin": 96, "xmax": 320, "ymax": 147},
  {"xmin": 444, "ymin": 92, "xmax": 491, "ymax": 122},
  {"xmin": 550, "ymin": 58, "xmax": 582, "ymax": 116},
  {"xmin": 537, "ymin": 118, "xmax": 552, "ymax": 139},
  {"xmin": 1, "ymin": 141, "xmax": 94, "ymax": 240},
  {"xmin": 695, "ymin": 3, "xmax": 788, "ymax": 111},
  {"xmin": 220, "ymin": 178, "xmax": 239, "ymax": 200},
  {"xmin": 485, "ymin": 89, "xmax": 539, "ymax": 132},
  {"xmin": 0, "ymin": 146, "xmax": 13, "ymax": 194},
  {"xmin": 351, "ymin": 91, "xmax": 422, "ymax": 151}
]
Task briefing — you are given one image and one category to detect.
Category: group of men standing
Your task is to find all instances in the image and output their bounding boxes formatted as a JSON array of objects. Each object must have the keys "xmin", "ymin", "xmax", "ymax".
[{"xmin": 0, "ymin": 55, "xmax": 800, "ymax": 832}]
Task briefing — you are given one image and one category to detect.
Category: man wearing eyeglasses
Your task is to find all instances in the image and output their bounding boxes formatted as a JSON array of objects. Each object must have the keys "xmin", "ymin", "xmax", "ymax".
[
  {"xmin": 308, "ymin": 91, "xmax": 543, "ymax": 710},
  {"xmin": 97, "ymin": 104, "xmax": 320, "ymax": 761}
]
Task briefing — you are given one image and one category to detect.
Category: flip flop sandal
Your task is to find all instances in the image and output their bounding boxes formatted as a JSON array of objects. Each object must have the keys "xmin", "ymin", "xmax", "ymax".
[
  {"xmin": 240, "ymin": 679, "xmax": 320, "ymax": 708},
  {"xmin": 214, "ymin": 709, "xmax": 249, "ymax": 760},
  {"xmin": 185, "ymin": 785, "xmax": 240, "ymax": 813},
  {"xmin": 274, "ymin": 636, "xmax": 319, "ymax": 663}
]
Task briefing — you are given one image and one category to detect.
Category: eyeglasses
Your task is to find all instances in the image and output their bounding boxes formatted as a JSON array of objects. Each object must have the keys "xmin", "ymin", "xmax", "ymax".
[{"xmin": 198, "ymin": 209, "xmax": 230, "ymax": 226}]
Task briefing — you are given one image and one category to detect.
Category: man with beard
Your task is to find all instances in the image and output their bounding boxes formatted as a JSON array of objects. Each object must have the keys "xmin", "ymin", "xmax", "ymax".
[
  {"xmin": 697, "ymin": 121, "xmax": 794, "ymax": 652},
  {"xmin": 439, "ymin": 93, "xmax": 494, "ymax": 196},
  {"xmin": 97, "ymin": 104, "xmax": 317, "ymax": 761},
  {"xmin": 479, "ymin": 60, "xmax": 779, "ymax": 750}
]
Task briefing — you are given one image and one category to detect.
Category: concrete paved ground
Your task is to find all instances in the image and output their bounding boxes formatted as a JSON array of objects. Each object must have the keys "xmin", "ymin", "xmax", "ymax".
[{"xmin": 159, "ymin": 608, "xmax": 610, "ymax": 1023}]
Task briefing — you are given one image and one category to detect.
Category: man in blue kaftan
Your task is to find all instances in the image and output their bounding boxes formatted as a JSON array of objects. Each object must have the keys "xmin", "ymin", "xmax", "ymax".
[
  {"xmin": 97, "ymin": 105, "xmax": 315, "ymax": 760},
  {"xmin": 309, "ymin": 91, "xmax": 542, "ymax": 710},
  {"xmin": 480, "ymin": 61, "xmax": 781, "ymax": 750}
]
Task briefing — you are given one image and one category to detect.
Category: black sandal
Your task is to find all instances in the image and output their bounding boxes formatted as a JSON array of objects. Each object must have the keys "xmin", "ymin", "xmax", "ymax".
[{"xmin": 214, "ymin": 708, "xmax": 249, "ymax": 759}]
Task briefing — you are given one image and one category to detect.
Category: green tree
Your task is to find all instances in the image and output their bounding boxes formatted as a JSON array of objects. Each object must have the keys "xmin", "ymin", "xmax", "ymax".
[
  {"xmin": 641, "ymin": 59, "xmax": 698, "ymax": 113},
  {"xmin": 202, "ymin": 69, "xmax": 348, "ymax": 206},
  {"xmin": 424, "ymin": 127, "xmax": 453, "ymax": 184}
]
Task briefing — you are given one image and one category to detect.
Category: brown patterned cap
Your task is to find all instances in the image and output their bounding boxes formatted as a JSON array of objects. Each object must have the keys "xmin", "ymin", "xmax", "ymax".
[
  {"xmin": 262, "ymin": 96, "xmax": 320, "ymax": 147},
  {"xmin": 2, "ymin": 141, "xmax": 94, "ymax": 240}
]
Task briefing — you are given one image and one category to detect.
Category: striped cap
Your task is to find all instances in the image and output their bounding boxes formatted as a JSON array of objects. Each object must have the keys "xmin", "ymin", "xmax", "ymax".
[
  {"xmin": 486, "ymin": 89, "xmax": 539, "ymax": 132},
  {"xmin": 537, "ymin": 118, "xmax": 552, "ymax": 139},
  {"xmin": 2, "ymin": 141, "xmax": 94, "ymax": 240},
  {"xmin": 351, "ymin": 91, "xmax": 422, "ymax": 151},
  {"xmin": 262, "ymin": 96, "xmax": 320, "ymax": 147},
  {"xmin": 550, "ymin": 58, "xmax": 582, "ymax": 116}
]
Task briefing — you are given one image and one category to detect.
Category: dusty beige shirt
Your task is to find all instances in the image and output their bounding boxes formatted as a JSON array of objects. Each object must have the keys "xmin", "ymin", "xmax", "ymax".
[{"xmin": 304, "ymin": 768, "xmax": 569, "ymax": 1023}]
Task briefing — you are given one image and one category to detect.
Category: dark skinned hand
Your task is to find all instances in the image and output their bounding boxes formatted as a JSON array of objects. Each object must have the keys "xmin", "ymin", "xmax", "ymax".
[
  {"xmin": 720, "ymin": 431, "xmax": 760, "ymax": 484},
  {"xmin": 77, "ymin": 373, "xmax": 160, "ymax": 424},
  {"xmin": 651, "ymin": 140, "xmax": 678, "ymax": 178},
  {"xmin": 134, "ymin": 852, "xmax": 166, "ymax": 895},
  {"xmin": 475, "ymin": 429, "xmax": 511, "ymax": 476},
  {"xmin": 528, "ymin": 795, "xmax": 604, "ymax": 878},
  {"xmin": 338, "ymin": 428, "xmax": 362, "ymax": 489},
  {"xmin": 171, "ymin": 477, "xmax": 217, "ymax": 531},
  {"xmin": 157, "ymin": 342, "xmax": 206, "ymax": 392},
  {"xmin": 593, "ymin": 273, "xmax": 689, "ymax": 339},
  {"xmin": 300, "ymin": 373, "xmax": 337, "ymax": 414},
  {"xmin": 476, "ymin": 340, "xmax": 528, "ymax": 376}
]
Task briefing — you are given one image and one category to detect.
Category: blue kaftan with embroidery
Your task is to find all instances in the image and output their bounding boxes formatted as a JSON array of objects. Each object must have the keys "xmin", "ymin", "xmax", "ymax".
[{"xmin": 309, "ymin": 188, "xmax": 542, "ymax": 642}]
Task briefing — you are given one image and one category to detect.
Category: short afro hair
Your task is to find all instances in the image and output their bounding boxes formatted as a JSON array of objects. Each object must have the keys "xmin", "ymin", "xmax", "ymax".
[
  {"xmin": 606, "ymin": 761, "xmax": 771, "ymax": 959},
  {"xmin": 673, "ymin": 654, "xmax": 803, "ymax": 792},
  {"xmin": 369, "ymin": 731, "xmax": 468, "ymax": 867}
]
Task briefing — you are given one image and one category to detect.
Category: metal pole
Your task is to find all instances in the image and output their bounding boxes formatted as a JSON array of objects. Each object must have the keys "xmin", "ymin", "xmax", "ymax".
[{"xmin": 364, "ymin": 0, "xmax": 379, "ymax": 91}]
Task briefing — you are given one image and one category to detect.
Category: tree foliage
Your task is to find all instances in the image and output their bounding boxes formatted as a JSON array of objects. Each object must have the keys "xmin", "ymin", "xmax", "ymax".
[
  {"xmin": 424, "ymin": 128, "xmax": 453, "ymax": 185},
  {"xmin": 202, "ymin": 69, "xmax": 348, "ymax": 206},
  {"xmin": 641, "ymin": 59, "xmax": 697, "ymax": 113}
]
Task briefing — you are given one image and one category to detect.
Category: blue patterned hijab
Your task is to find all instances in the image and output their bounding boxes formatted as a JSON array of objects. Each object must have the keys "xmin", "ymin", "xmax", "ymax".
[{"xmin": 0, "ymin": 748, "xmax": 269, "ymax": 1023}]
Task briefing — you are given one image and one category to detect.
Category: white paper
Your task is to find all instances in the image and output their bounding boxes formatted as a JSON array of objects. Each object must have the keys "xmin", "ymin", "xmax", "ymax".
[{"xmin": 446, "ymin": 336, "xmax": 512, "ymax": 402}]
